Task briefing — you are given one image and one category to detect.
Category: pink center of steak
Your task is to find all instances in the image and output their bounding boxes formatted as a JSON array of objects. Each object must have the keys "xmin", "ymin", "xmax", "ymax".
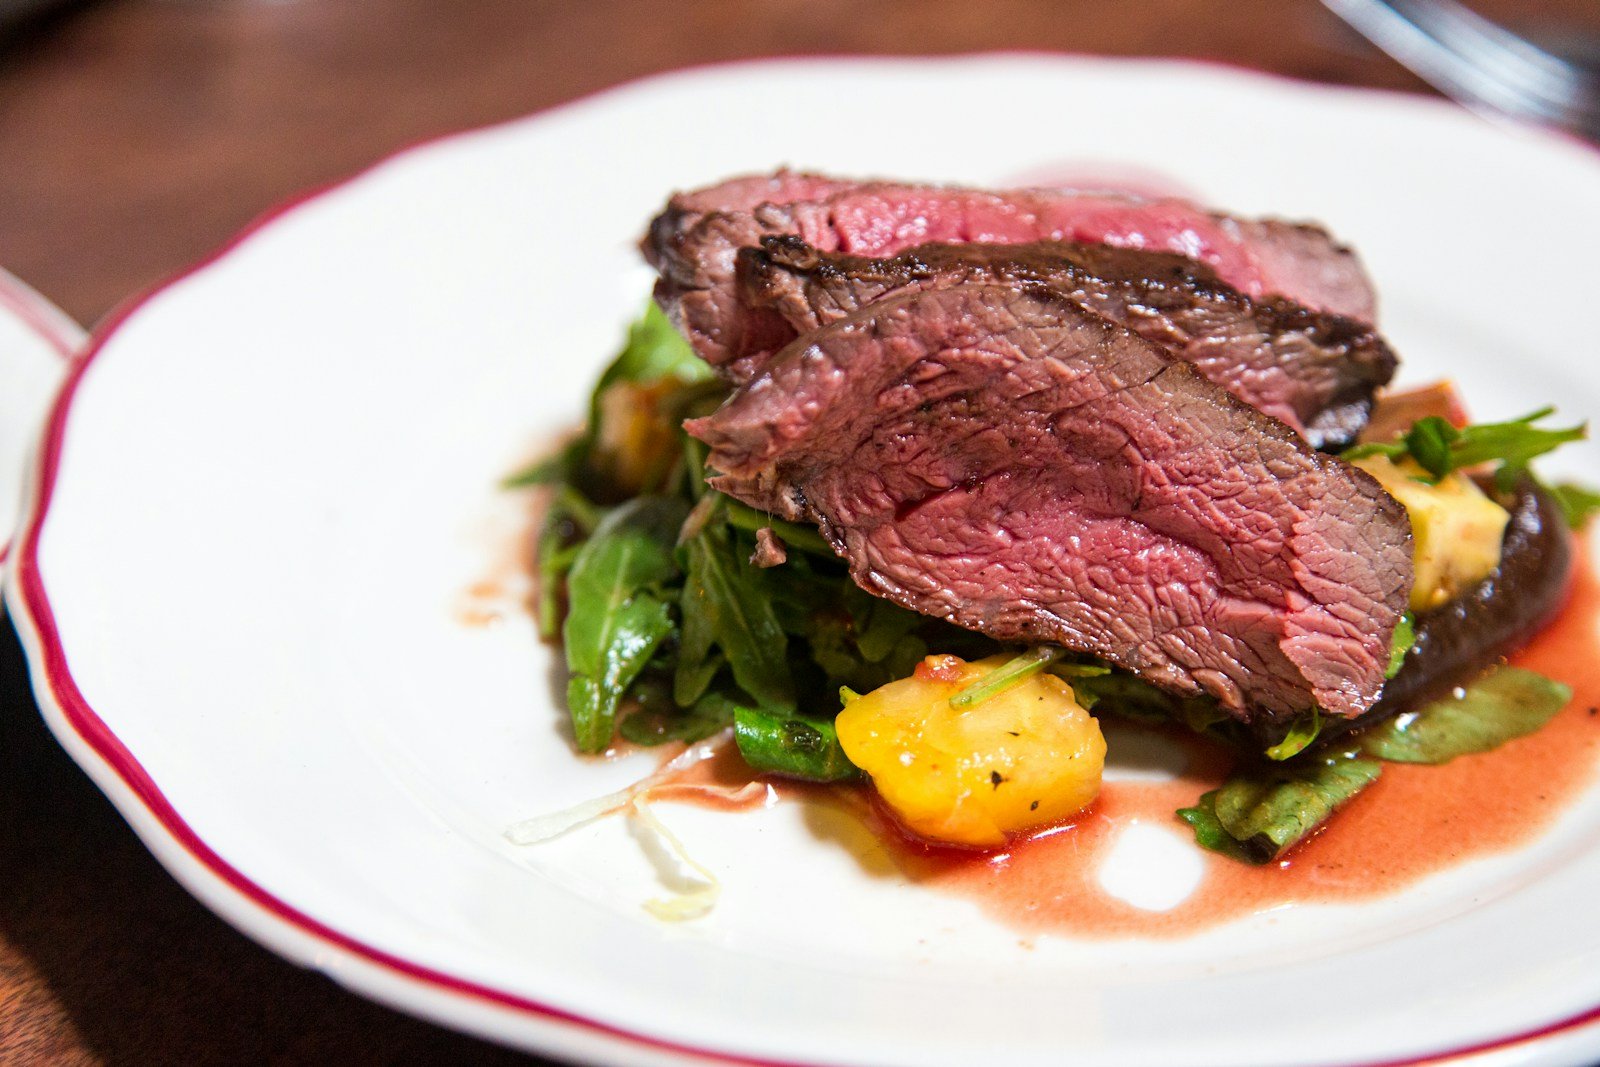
[{"xmin": 688, "ymin": 284, "xmax": 1412, "ymax": 722}]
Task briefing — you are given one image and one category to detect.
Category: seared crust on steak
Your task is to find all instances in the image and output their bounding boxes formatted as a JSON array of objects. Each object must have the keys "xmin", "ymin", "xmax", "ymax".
[{"xmin": 736, "ymin": 237, "xmax": 1395, "ymax": 448}]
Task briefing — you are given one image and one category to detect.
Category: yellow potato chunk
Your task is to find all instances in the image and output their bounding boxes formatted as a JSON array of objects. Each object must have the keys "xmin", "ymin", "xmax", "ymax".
[
  {"xmin": 593, "ymin": 380, "xmax": 680, "ymax": 495},
  {"xmin": 1353, "ymin": 454, "xmax": 1511, "ymax": 612},
  {"xmin": 835, "ymin": 654, "xmax": 1106, "ymax": 848}
]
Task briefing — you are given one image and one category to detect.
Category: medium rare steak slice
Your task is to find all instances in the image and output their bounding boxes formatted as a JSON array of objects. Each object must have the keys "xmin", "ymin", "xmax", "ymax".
[
  {"xmin": 687, "ymin": 283, "xmax": 1414, "ymax": 723},
  {"xmin": 646, "ymin": 171, "xmax": 1378, "ymax": 370},
  {"xmin": 737, "ymin": 237, "xmax": 1397, "ymax": 448}
]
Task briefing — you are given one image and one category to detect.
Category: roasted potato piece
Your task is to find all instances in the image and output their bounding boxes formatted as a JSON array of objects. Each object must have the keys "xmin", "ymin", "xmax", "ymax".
[
  {"xmin": 1354, "ymin": 454, "xmax": 1510, "ymax": 612},
  {"xmin": 836, "ymin": 654, "xmax": 1106, "ymax": 847}
]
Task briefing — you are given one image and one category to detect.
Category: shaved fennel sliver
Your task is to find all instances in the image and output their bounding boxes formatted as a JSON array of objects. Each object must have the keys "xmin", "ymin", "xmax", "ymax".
[{"xmin": 629, "ymin": 795, "xmax": 721, "ymax": 921}]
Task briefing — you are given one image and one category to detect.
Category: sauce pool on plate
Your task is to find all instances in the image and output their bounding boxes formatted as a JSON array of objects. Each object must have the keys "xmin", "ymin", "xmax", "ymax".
[{"xmin": 651, "ymin": 544, "xmax": 1600, "ymax": 937}]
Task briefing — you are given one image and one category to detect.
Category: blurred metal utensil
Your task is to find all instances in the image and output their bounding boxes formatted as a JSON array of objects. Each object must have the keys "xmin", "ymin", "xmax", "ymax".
[{"xmin": 1322, "ymin": 0, "xmax": 1600, "ymax": 141}]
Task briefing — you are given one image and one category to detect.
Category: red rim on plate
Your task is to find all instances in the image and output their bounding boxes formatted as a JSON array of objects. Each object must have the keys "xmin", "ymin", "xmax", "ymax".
[
  {"xmin": 0, "ymin": 268, "xmax": 81, "ymax": 363},
  {"xmin": 8, "ymin": 55, "xmax": 1600, "ymax": 1067}
]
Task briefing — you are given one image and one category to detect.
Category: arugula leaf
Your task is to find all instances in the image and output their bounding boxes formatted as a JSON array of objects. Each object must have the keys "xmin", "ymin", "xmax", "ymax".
[
  {"xmin": 580, "ymin": 304, "xmax": 721, "ymax": 500},
  {"xmin": 562, "ymin": 497, "xmax": 686, "ymax": 752},
  {"xmin": 756, "ymin": 552, "xmax": 841, "ymax": 637},
  {"xmin": 1066, "ymin": 670, "xmax": 1224, "ymax": 735},
  {"xmin": 1345, "ymin": 408, "xmax": 1586, "ymax": 491},
  {"xmin": 803, "ymin": 607, "xmax": 929, "ymax": 693},
  {"xmin": 1176, "ymin": 793, "xmax": 1251, "ymax": 862},
  {"xmin": 1180, "ymin": 752, "xmax": 1382, "ymax": 863},
  {"xmin": 721, "ymin": 496, "xmax": 835, "ymax": 557},
  {"xmin": 678, "ymin": 512, "xmax": 795, "ymax": 713},
  {"xmin": 502, "ymin": 437, "xmax": 585, "ymax": 489},
  {"xmin": 536, "ymin": 526, "xmax": 581, "ymax": 641},
  {"xmin": 1386, "ymin": 611, "xmax": 1416, "ymax": 680},
  {"xmin": 734, "ymin": 704, "xmax": 860, "ymax": 781},
  {"xmin": 619, "ymin": 688, "xmax": 739, "ymax": 747},
  {"xmin": 731, "ymin": 546, "xmax": 933, "ymax": 692},
  {"xmin": 1265, "ymin": 709, "xmax": 1320, "ymax": 761},
  {"xmin": 680, "ymin": 435, "xmax": 711, "ymax": 501},
  {"xmin": 1438, "ymin": 410, "xmax": 1584, "ymax": 485},
  {"xmin": 1065, "ymin": 671, "xmax": 1171, "ymax": 717},
  {"xmin": 1361, "ymin": 665, "xmax": 1571, "ymax": 764},
  {"xmin": 848, "ymin": 590, "xmax": 926, "ymax": 664},
  {"xmin": 508, "ymin": 306, "xmax": 713, "ymax": 496},
  {"xmin": 1548, "ymin": 481, "xmax": 1600, "ymax": 530},
  {"xmin": 534, "ymin": 485, "xmax": 607, "ymax": 640},
  {"xmin": 670, "ymin": 648, "xmax": 724, "ymax": 711},
  {"xmin": 950, "ymin": 647, "xmax": 1065, "ymax": 708},
  {"xmin": 590, "ymin": 301, "xmax": 712, "ymax": 422}
]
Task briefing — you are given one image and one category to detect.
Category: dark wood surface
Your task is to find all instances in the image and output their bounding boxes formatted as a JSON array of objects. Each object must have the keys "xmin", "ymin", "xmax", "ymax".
[{"xmin": 1, "ymin": 1, "xmax": 1597, "ymax": 1063}]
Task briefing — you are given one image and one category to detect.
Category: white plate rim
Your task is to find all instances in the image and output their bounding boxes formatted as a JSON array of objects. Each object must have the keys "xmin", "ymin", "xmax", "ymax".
[{"xmin": 8, "ymin": 52, "xmax": 1600, "ymax": 1067}]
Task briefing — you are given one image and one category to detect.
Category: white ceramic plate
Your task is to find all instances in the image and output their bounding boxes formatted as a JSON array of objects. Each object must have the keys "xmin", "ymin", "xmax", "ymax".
[
  {"xmin": 10, "ymin": 55, "xmax": 1600, "ymax": 1067},
  {"xmin": 0, "ymin": 267, "xmax": 80, "ymax": 563}
]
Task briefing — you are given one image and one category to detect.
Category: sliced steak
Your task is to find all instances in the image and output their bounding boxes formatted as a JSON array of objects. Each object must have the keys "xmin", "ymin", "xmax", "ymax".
[
  {"xmin": 645, "ymin": 172, "xmax": 1378, "ymax": 370},
  {"xmin": 737, "ymin": 237, "xmax": 1396, "ymax": 448},
  {"xmin": 687, "ymin": 283, "xmax": 1413, "ymax": 724},
  {"xmin": 1229, "ymin": 216, "xmax": 1378, "ymax": 334}
]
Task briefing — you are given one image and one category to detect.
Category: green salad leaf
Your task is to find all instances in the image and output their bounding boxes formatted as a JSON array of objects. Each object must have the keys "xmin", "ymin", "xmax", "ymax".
[
  {"xmin": 722, "ymin": 496, "xmax": 835, "ymax": 557},
  {"xmin": 590, "ymin": 301, "xmax": 713, "ymax": 416},
  {"xmin": 670, "ymin": 647, "xmax": 725, "ymax": 711},
  {"xmin": 1264, "ymin": 709, "xmax": 1320, "ymax": 762},
  {"xmin": 1344, "ymin": 408, "xmax": 1586, "ymax": 491},
  {"xmin": 677, "ymin": 510, "xmax": 796, "ymax": 713},
  {"xmin": 1179, "ymin": 752, "xmax": 1382, "ymax": 863},
  {"xmin": 703, "ymin": 538, "xmax": 932, "ymax": 695},
  {"xmin": 1386, "ymin": 611, "xmax": 1416, "ymax": 680},
  {"xmin": 1548, "ymin": 481, "xmax": 1600, "ymax": 530},
  {"xmin": 734, "ymin": 704, "xmax": 860, "ymax": 781},
  {"xmin": 562, "ymin": 497, "xmax": 686, "ymax": 752},
  {"xmin": 1360, "ymin": 665, "xmax": 1571, "ymax": 764},
  {"xmin": 505, "ymin": 302, "xmax": 720, "ymax": 494},
  {"xmin": 619, "ymin": 688, "xmax": 739, "ymax": 747},
  {"xmin": 1184, "ymin": 665, "xmax": 1573, "ymax": 864},
  {"xmin": 1174, "ymin": 792, "xmax": 1251, "ymax": 862},
  {"xmin": 847, "ymin": 587, "xmax": 927, "ymax": 664},
  {"xmin": 533, "ymin": 485, "xmax": 605, "ymax": 639},
  {"xmin": 502, "ymin": 437, "xmax": 586, "ymax": 489},
  {"xmin": 1067, "ymin": 670, "xmax": 1226, "ymax": 736},
  {"xmin": 1065, "ymin": 671, "xmax": 1174, "ymax": 717}
]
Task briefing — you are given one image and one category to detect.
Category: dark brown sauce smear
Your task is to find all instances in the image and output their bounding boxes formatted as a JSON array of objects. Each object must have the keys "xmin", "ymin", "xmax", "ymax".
[{"xmin": 654, "ymin": 546, "xmax": 1600, "ymax": 939}]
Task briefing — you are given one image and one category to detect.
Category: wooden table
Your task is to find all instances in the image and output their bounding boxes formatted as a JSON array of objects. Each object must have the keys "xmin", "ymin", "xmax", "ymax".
[{"xmin": 1, "ymin": 1, "xmax": 1595, "ymax": 1061}]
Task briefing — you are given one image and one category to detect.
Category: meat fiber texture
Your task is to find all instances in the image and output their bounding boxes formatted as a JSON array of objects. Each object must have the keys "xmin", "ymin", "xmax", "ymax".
[
  {"xmin": 687, "ymin": 284, "xmax": 1414, "ymax": 724},
  {"xmin": 646, "ymin": 170, "xmax": 1379, "ymax": 374},
  {"xmin": 737, "ymin": 237, "xmax": 1396, "ymax": 449}
]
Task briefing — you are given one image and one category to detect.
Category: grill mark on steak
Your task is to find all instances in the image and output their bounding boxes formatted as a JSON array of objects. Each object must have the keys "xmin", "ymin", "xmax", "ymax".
[
  {"xmin": 687, "ymin": 283, "xmax": 1413, "ymax": 724},
  {"xmin": 645, "ymin": 171, "xmax": 1378, "ymax": 371},
  {"xmin": 736, "ymin": 237, "xmax": 1397, "ymax": 448}
]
